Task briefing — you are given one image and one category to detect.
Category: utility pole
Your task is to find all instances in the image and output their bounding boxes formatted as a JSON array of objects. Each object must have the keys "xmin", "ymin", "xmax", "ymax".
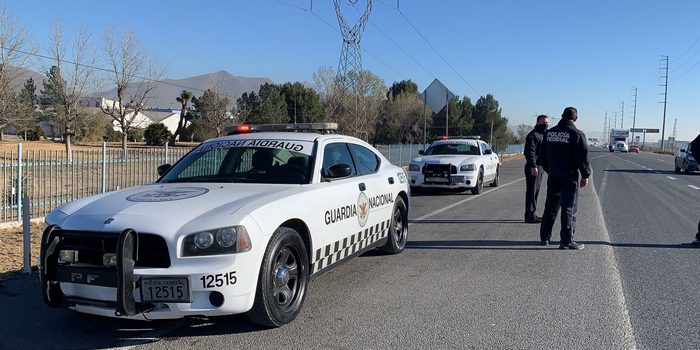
[
  {"xmin": 614, "ymin": 111, "xmax": 617, "ymax": 129},
  {"xmin": 621, "ymin": 101, "xmax": 625, "ymax": 129},
  {"xmin": 660, "ymin": 55, "xmax": 669, "ymax": 152},
  {"xmin": 604, "ymin": 111, "xmax": 608, "ymax": 143},
  {"xmin": 631, "ymin": 87, "xmax": 637, "ymax": 145}
]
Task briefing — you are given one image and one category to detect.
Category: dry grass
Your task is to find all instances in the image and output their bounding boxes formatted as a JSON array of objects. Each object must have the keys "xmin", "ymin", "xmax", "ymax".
[{"xmin": 0, "ymin": 222, "xmax": 44, "ymax": 280}]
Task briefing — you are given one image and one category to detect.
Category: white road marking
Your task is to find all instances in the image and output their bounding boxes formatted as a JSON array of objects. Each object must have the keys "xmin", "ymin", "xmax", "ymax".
[
  {"xmin": 590, "ymin": 155, "xmax": 608, "ymax": 160},
  {"xmin": 590, "ymin": 177, "xmax": 639, "ymax": 350},
  {"xmin": 667, "ymin": 176, "xmax": 677, "ymax": 180},
  {"xmin": 409, "ymin": 177, "xmax": 525, "ymax": 223},
  {"xmin": 688, "ymin": 185, "xmax": 700, "ymax": 190}
]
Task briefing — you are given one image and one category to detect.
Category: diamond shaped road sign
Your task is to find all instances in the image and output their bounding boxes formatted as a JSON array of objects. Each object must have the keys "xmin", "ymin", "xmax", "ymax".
[{"xmin": 420, "ymin": 79, "xmax": 455, "ymax": 112}]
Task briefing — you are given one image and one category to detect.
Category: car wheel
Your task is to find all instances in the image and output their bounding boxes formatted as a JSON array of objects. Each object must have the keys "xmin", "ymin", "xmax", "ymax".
[
  {"xmin": 675, "ymin": 163, "xmax": 681, "ymax": 173},
  {"xmin": 490, "ymin": 166, "xmax": 500, "ymax": 187},
  {"xmin": 247, "ymin": 227, "xmax": 309, "ymax": 327},
  {"xmin": 381, "ymin": 196, "xmax": 408, "ymax": 254},
  {"xmin": 471, "ymin": 169, "xmax": 484, "ymax": 194}
]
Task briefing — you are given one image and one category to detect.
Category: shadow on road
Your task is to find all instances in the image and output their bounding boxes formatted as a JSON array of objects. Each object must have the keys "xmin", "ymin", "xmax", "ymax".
[
  {"xmin": 406, "ymin": 239, "xmax": 700, "ymax": 250},
  {"xmin": 410, "ymin": 219, "xmax": 524, "ymax": 224},
  {"xmin": 604, "ymin": 169, "xmax": 676, "ymax": 175}
]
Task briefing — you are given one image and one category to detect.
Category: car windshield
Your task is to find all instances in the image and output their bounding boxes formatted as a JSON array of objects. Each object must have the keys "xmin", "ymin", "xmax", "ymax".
[
  {"xmin": 424, "ymin": 143, "xmax": 480, "ymax": 156},
  {"xmin": 159, "ymin": 138, "xmax": 315, "ymax": 184}
]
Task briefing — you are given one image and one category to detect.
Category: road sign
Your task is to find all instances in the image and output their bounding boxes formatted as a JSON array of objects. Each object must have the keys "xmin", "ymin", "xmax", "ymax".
[{"xmin": 629, "ymin": 128, "xmax": 659, "ymax": 133}]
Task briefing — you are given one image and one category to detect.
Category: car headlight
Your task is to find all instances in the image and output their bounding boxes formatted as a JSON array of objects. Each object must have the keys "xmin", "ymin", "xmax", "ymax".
[
  {"xmin": 408, "ymin": 163, "xmax": 421, "ymax": 172},
  {"xmin": 182, "ymin": 226, "xmax": 251, "ymax": 257},
  {"xmin": 460, "ymin": 164, "xmax": 476, "ymax": 171}
]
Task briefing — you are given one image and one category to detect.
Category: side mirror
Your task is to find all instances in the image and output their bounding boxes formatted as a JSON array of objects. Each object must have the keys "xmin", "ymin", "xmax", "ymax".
[
  {"xmin": 418, "ymin": 150, "xmax": 425, "ymax": 155},
  {"xmin": 680, "ymin": 149, "xmax": 686, "ymax": 153},
  {"xmin": 326, "ymin": 164, "xmax": 352, "ymax": 178},
  {"xmin": 157, "ymin": 164, "xmax": 172, "ymax": 176}
]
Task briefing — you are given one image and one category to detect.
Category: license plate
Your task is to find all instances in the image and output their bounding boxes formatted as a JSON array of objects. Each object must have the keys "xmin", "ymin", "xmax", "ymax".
[
  {"xmin": 140, "ymin": 277, "xmax": 190, "ymax": 303},
  {"xmin": 426, "ymin": 177, "xmax": 449, "ymax": 183}
]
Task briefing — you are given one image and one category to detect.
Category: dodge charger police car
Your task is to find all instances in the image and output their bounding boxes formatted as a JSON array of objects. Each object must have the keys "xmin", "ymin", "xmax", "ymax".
[
  {"xmin": 408, "ymin": 136, "xmax": 500, "ymax": 194},
  {"xmin": 39, "ymin": 123, "xmax": 410, "ymax": 327}
]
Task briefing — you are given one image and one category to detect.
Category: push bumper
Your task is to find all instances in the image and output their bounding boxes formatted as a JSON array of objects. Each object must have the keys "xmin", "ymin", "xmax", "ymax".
[{"xmin": 39, "ymin": 226, "xmax": 145, "ymax": 316}]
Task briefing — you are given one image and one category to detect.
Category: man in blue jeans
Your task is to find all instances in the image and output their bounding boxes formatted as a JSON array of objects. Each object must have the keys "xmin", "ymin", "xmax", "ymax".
[{"xmin": 539, "ymin": 107, "xmax": 591, "ymax": 249}]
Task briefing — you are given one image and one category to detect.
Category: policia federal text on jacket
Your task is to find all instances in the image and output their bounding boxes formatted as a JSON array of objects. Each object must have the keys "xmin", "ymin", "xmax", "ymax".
[{"xmin": 538, "ymin": 107, "xmax": 591, "ymax": 249}]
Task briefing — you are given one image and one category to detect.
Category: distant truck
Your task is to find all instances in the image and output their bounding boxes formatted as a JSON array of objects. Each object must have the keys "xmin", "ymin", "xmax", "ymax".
[{"xmin": 609, "ymin": 129, "xmax": 629, "ymax": 152}]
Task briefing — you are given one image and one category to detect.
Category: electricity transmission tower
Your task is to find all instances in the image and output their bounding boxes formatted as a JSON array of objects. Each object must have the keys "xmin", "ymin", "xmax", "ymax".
[
  {"xmin": 334, "ymin": 0, "xmax": 373, "ymax": 93},
  {"xmin": 660, "ymin": 55, "xmax": 669, "ymax": 152}
]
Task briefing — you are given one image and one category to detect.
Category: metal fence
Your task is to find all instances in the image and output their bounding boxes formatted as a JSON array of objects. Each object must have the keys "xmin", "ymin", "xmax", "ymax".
[
  {"xmin": 377, "ymin": 143, "xmax": 524, "ymax": 168},
  {"xmin": 1, "ymin": 144, "xmax": 193, "ymax": 223}
]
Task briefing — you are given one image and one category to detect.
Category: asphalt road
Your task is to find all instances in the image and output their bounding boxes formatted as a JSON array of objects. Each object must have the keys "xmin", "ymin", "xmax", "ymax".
[
  {"xmin": 0, "ymin": 150, "xmax": 697, "ymax": 349},
  {"xmin": 590, "ymin": 149, "xmax": 700, "ymax": 350}
]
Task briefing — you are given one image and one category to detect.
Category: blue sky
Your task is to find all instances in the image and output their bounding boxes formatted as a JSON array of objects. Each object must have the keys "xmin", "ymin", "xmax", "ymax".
[{"xmin": 5, "ymin": 0, "xmax": 700, "ymax": 142}]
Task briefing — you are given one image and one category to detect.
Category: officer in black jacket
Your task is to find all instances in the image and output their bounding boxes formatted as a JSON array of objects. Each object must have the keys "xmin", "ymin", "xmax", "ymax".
[
  {"xmin": 524, "ymin": 115, "xmax": 549, "ymax": 223},
  {"xmin": 539, "ymin": 107, "xmax": 591, "ymax": 249},
  {"xmin": 691, "ymin": 133, "xmax": 700, "ymax": 244}
]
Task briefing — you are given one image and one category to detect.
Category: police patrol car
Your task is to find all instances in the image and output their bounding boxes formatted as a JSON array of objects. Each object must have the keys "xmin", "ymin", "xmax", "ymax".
[
  {"xmin": 407, "ymin": 136, "xmax": 500, "ymax": 194},
  {"xmin": 39, "ymin": 123, "xmax": 410, "ymax": 327}
]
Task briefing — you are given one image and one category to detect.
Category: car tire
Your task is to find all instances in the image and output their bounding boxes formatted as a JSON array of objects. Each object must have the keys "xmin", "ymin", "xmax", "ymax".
[
  {"xmin": 490, "ymin": 166, "xmax": 500, "ymax": 187},
  {"xmin": 471, "ymin": 169, "xmax": 484, "ymax": 194},
  {"xmin": 381, "ymin": 196, "xmax": 408, "ymax": 254},
  {"xmin": 675, "ymin": 164, "xmax": 681, "ymax": 173},
  {"xmin": 247, "ymin": 227, "xmax": 309, "ymax": 328}
]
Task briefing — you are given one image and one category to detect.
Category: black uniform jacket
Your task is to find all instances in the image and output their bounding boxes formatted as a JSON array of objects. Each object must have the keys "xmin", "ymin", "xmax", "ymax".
[
  {"xmin": 541, "ymin": 119, "xmax": 592, "ymax": 178},
  {"xmin": 524, "ymin": 127, "xmax": 545, "ymax": 168}
]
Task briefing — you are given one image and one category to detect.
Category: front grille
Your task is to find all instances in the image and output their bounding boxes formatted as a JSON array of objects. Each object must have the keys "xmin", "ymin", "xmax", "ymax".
[
  {"xmin": 424, "ymin": 163, "xmax": 457, "ymax": 176},
  {"xmin": 56, "ymin": 230, "xmax": 170, "ymax": 268}
]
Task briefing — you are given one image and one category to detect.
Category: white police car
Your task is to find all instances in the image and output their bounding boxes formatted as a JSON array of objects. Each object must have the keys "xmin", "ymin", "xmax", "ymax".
[
  {"xmin": 407, "ymin": 136, "xmax": 500, "ymax": 194},
  {"xmin": 39, "ymin": 123, "xmax": 409, "ymax": 327}
]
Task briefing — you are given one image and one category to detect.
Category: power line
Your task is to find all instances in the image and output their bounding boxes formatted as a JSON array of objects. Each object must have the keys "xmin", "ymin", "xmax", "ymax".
[
  {"xmin": 275, "ymin": 0, "xmax": 408, "ymax": 80},
  {"xmin": 1, "ymin": 45, "xmax": 242, "ymax": 101},
  {"xmin": 394, "ymin": 7, "xmax": 480, "ymax": 95},
  {"xmin": 349, "ymin": 2, "xmax": 437, "ymax": 80}
]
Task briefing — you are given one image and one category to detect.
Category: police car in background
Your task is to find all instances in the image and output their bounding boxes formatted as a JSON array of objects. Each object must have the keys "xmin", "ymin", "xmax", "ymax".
[
  {"xmin": 39, "ymin": 123, "xmax": 410, "ymax": 327},
  {"xmin": 407, "ymin": 136, "xmax": 500, "ymax": 194}
]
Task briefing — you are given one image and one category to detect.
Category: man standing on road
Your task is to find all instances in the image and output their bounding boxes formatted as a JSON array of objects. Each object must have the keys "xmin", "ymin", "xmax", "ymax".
[
  {"xmin": 524, "ymin": 115, "xmax": 549, "ymax": 223},
  {"xmin": 539, "ymin": 107, "xmax": 591, "ymax": 249},
  {"xmin": 691, "ymin": 133, "xmax": 700, "ymax": 244}
]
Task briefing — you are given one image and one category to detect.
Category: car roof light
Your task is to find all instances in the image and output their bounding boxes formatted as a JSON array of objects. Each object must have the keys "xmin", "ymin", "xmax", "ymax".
[{"xmin": 226, "ymin": 123, "xmax": 338, "ymax": 135}]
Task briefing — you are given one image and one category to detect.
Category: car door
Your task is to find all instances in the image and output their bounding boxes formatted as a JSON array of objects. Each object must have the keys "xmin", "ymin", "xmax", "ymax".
[
  {"xmin": 313, "ymin": 141, "xmax": 364, "ymax": 273},
  {"xmin": 480, "ymin": 142, "xmax": 498, "ymax": 180},
  {"xmin": 347, "ymin": 142, "xmax": 394, "ymax": 241}
]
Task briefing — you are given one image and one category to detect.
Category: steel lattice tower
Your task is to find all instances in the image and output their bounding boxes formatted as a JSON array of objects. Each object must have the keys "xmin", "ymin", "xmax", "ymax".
[{"xmin": 334, "ymin": 0, "xmax": 372, "ymax": 93}]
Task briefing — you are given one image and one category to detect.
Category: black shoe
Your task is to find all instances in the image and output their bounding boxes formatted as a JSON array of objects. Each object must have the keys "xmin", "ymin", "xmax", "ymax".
[
  {"xmin": 559, "ymin": 242, "xmax": 584, "ymax": 250},
  {"xmin": 525, "ymin": 217, "xmax": 542, "ymax": 224},
  {"xmin": 540, "ymin": 240, "xmax": 549, "ymax": 246}
]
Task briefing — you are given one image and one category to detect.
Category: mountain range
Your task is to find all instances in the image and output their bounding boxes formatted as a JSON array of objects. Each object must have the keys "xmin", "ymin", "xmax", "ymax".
[{"xmin": 7, "ymin": 67, "xmax": 272, "ymax": 109}]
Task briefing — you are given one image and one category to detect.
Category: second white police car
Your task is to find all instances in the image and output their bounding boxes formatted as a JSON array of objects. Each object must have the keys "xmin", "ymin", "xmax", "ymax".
[
  {"xmin": 408, "ymin": 136, "xmax": 500, "ymax": 194},
  {"xmin": 39, "ymin": 123, "xmax": 410, "ymax": 327}
]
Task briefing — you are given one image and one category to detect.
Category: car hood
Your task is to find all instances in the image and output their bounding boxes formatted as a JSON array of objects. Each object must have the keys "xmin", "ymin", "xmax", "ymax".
[
  {"xmin": 412, "ymin": 155, "xmax": 481, "ymax": 165},
  {"xmin": 47, "ymin": 183, "xmax": 295, "ymax": 235}
]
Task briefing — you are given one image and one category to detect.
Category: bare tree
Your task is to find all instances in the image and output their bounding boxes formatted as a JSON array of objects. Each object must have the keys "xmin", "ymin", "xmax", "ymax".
[
  {"xmin": 41, "ymin": 24, "xmax": 96, "ymax": 161},
  {"xmin": 0, "ymin": 6, "xmax": 33, "ymax": 139},
  {"xmin": 515, "ymin": 123, "xmax": 530, "ymax": 144},
  {"xmin": 100, "ymin": 29, "xmax": 164, "ymax": 157}
]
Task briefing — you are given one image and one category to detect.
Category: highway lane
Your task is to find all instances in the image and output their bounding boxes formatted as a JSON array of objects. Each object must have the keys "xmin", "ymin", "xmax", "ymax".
[
  {"xmin": 590, "ymin": 149, "xmax": 700, "ymax": 350},
  {"xmin": 0, "ymin": 156, "xmax": 663, "ymax": 349}
]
